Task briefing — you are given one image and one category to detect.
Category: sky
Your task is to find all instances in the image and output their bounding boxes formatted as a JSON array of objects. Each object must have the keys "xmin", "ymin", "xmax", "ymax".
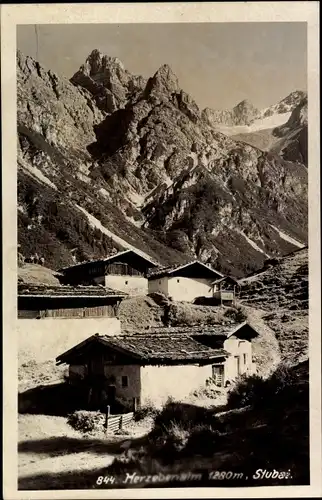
[{"xmin": 17, "ymin": 23, "xmax": 307, "ymax": 110}]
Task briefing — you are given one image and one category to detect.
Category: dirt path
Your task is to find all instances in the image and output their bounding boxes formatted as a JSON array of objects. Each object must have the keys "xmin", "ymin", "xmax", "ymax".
[
  {"xmin": 18, "ymin": 414, "xmax": 153, "ymax": 489},
  {"xmin": 19, "ymin": 450, "xmax": 116, "ymax": 478}
]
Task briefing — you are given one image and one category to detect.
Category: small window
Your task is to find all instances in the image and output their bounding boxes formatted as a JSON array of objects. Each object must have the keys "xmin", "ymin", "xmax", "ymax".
[
  {"xmin": 243, "ymin": 353, "xmax": 247, "ymax": 365},
  {"xmin": 177, "ymin": 279, "xmax": 180, "ymax": 283},
  {"xmin": 121, "ymin": 376, "xmax": 128, "ymax": 387},
  {"xmin": 125, "ymin": 281, "xmax": 128, "ymax": 285},
  {"xmin": 159, "ymin": 280, "xmax": 161, "ymax": 284}
]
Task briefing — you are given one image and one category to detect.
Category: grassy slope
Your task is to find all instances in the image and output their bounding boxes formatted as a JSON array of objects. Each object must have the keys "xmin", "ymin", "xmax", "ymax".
[
  {"xmin": 239, "ymin": 247, "xmax": 308, "ymax": 364},
  {"xmin": 18, "ymin": 264, "xmax": 61, "ymax": 286},
  {"xmin": 18, "ymin": 169, "xmax": 188, "ymax": 270}
]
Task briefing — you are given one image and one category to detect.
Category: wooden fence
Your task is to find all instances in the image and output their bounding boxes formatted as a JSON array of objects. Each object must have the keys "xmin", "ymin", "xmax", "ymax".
[{"xmin": 104, "ymin": 406, "xmax": 134, "ymax": 432}]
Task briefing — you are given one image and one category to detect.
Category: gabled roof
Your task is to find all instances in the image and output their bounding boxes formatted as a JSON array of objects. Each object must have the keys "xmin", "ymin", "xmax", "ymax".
[
  {"xmin": 145, "ymin": 322, "xmax": 258, "ymax": 339},
  {"xmin": 191, "ymin": 322, "xmax": 259, "ymax": 341},
  {"xmin": 211, "ymin": 276, "xmax": 239, "ymax": 286},
  {"xmin": 147, "ymin": 260, "xmax": 224, "ymax": 280},
  {"xmin": 18, "ymin": 284, "xmax": 127, "ymax": 298},
  {"xmin": 59, "ymin": 249, "xmax": 159, "ymax": 273},
  {"xmin": 56, "ymin": 333, "xmax": 228, "ymax": 366}
]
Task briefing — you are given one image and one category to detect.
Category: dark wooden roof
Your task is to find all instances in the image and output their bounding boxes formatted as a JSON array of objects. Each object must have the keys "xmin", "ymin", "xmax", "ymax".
[
  {"xmin": 56, "ymin": 333, "xmax": 228, "ymax": 366},
  {"xmin": 212, "ymin": 276, "xmax": 239, "ymax": 286},
  {"xmin": 147, "ymin": 260, "xmax": 224, "ymax": 280},
  {"xmin": 18, "ymin": 283, "xmax": 127, "ymax": 298},
  {"xmin": 144, "ymin": 322, "xmax": 258, "ymax": 340},
  {"xmin": 145, "ymin": 325, "xmax": 233, "ymax": 336},
  {"xmin": 59, "ymin": 249, "xmax": 159, "ymax": 274},
  {"xmin": 192, "ymin": 322, "xmax": 259, "ymax": 341}
]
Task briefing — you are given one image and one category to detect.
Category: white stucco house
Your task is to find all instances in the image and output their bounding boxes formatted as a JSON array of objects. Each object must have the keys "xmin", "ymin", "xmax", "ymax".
[
  {"xmin": 148, "ymin": 260, "xmax": 224, "ymax": 302},
  {"xmin": 56, "ymin": 322, "xmax": 258, "ymax": 410},
  {"xmin": 59, "ymin": 249, "xmax": 159, "ymax": 296}
]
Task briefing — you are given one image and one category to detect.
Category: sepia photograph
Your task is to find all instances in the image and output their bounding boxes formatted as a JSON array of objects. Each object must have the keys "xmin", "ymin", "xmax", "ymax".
[{"xmin": 1, "ymin": 2, "xmax": 320, "ymax": 498}]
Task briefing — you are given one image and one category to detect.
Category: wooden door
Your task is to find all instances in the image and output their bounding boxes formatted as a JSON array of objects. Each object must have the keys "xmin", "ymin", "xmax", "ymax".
[
  {"xmin": 234, "ymin": 356, "xmax": 241, "ymax": 377},
  {"xmin": 107, "ymin": 385, "xmax": 116, "ymax": 405},
  {"xmin": 212, "ymin": 364, "xmax": 224, "ymax": 387}
]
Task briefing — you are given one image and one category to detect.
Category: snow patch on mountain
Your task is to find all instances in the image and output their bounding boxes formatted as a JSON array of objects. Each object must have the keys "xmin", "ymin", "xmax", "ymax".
[
  {"xmin": 19, "ymin": 160, "xmax": 58, "ymax": 191},
  {"xmin": 218, "ymin": 112, "xmax": 291, "ymax": 137},
  {"xmin": 76, "ymin": 204, "xmax": 154, "ymax": 260},
  {"xmin": 236, "ymin": 229, "xmax": 270, "ymax": 257},
  {"xmin": 269, "ymin": 225, "xmax": 305, "ymax": 248}
]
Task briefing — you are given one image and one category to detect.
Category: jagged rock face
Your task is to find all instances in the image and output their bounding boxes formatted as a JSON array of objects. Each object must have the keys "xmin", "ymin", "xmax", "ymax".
[
  {"xmin": 17, "ymin": 49, "xmax": 308, "ymax": 276},
  {"xmin": 142, "ymin": 147, "xmax": 307, "ymax": 277},
  {"xmin": 70, "ymin": 49, "xmax": 147, "ymax": 113},
  {"xmin": 17, "ymin": 51, "xmax": 187, "ymax": 270},
  {"xmin": 262, "ymin": 90, "xmax": 307, "ymax": 118},
  {"xmin": 202, "ymin": 99, "xmax": 260, "ymax": 127},
  {"xmin": 85, "ymin": 62, "xmax": 233, "ymax": 202},
  {"xmin": 144, "ymin": 64, "xmax": 180, "ymax": 96},
  {"xmin": 17, "ymin": 50, "xmax": 105, "ymax": 156},
  {"xmin": 271, "ymin": 97, "xmax": 308, "ymax": 166}
]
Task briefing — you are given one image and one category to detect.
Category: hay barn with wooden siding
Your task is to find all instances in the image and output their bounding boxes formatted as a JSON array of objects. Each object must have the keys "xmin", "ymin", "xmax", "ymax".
[
  {"xmin": 17, "ymin": 284, "xmax": 127, "ymax": 363},
  {"xmin": 59, "ymin": 250, "xmax": 159, "ymax": 295},
  {"xmin": 18, "ymin": 284, "xmax": 126, "ymax": 319}
]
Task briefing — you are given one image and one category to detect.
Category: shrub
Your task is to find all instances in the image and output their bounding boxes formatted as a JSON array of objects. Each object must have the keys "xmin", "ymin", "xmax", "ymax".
[
  {"xmin": 185, "ymin": 424, "xmax": 221, "ymax": 456},
  {"xmin": 156, "ymin": 421, "xmax": 190, "ymax": 455},
  {"xmin": 67, "ymin": 410, "xmax": 104, "ymax": 433},
  {"xmin": 109, "ymin": 447, "xmax": 161, "ymax": 476},
  {"xmin": 153, "ymin": 400, "xmax": 213, "ymax": 434},
  {"xmin": 192, "ymin": 380, "xmax": 224, "ymax": 399},
  {"xmin": 223, "ymin": 306, "xmax": 247, "ymax": 323},
  {"xmin": 226, "ymin": 363, "xmax": 308, "ymax": 411},
  {"xmin": 134, "ymin": 404, "xmax": 159, "ymax": 422},
  {"xmin": 226, "ymin": 374, "xmax": 267, "ymax": 409}
]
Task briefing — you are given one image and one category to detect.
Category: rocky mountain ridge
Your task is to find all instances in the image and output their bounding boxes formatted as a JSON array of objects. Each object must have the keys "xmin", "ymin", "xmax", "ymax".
[
  {"xmin": 270, "ymin": 96, "xmax": 308, "ymax": 165},
  {"xmin": 202, "ymin": 90, "xmax": 307, "ymax": 128},
  {"xmin": 17, "ymin": 49, "xmax": 308, "ymax": 276},
  {"xmin": 202, "ymin": 99, "xmax": 260, "ymax": 127},
  {"xmin": 70, "ymin": 49, "xmax": 147, "ymax": 114},
  {"xmin": 231, "ymin": 96, "xmax": 308, "ymax": 166},
  {"xmin": 262, "ymin": 90, "xmax": 307, "ymax": 118}
]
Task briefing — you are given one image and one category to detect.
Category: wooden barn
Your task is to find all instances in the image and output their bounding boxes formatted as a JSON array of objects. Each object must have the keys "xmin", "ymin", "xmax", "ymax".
[
  {"xmin": 18, "ymin": 283, "xmax": 127, "ymax": 319},
  {"xmin": 148, "ymin": 260, "xmax": 224, "ymax": 302},
  {"xmin": 56, "ymin": 322, "xmax": 258, "ymax": 410},
  {"xmin": 59, "ymin": 250, "xmax": 159, "ymax": 295},
  {"xmin": 17, "ymin": 284, "xmax": 127, "ymax": 364}
]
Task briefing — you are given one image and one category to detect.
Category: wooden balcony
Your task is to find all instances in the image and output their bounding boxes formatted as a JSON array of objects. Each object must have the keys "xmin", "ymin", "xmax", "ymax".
[{"xmin": 213, "ymin": 290, "xmax": 235, "ymax": 305}]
